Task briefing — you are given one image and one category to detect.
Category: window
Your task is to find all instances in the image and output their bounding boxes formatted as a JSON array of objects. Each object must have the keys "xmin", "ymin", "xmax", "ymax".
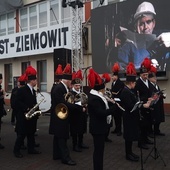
[
  {"xmin": 50, "ymin": 0, "xmax": 59, "ymax": 25},
  {"xmin": 0, "ymin": 14, "xmax": 6, "ymax": 36},
  {"xmin": 39, "ymin": 2, "xmax": 47, "ymax": 28},
  {"xmin": 20, "ymin": 8, "xmax": 28, "ymax": 31},
  {"xmin": 29, "ymin": 5, "xmax": 37, "ymax": 30},
  {"xmin": 4, "ymin": 64, "xmax": 12, "ymax": 92},
  {"xmin": 61, "ymin": 6, "xmax": 71, "ymax": 23},
  {"xmin": 37, "ymin": 60, "xmax": 47, "ymax": 92},
  {"xmin": 7, "ymin": 12, "xmax": 14, "ymax": 34},
  {"xmin": 21, "ymin": 61, "xmax": 30, "ymax": 74}
]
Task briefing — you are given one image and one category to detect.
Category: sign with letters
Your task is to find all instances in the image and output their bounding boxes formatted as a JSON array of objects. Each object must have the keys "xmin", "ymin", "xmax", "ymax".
[{"xmin": 0, "ymin": 22, "xmax": 72, "ymax": 59}]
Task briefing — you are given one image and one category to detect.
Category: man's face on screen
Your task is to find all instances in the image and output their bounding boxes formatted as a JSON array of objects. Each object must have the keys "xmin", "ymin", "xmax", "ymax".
[{"xmin": 136, "ymin": 16, "xmax": 155, "ymax": 34}]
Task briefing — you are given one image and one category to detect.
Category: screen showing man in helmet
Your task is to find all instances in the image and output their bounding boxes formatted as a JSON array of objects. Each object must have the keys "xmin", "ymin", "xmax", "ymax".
[{"xmin": 91, "ymin": 0, "xmax": 170, "ymax": 74}]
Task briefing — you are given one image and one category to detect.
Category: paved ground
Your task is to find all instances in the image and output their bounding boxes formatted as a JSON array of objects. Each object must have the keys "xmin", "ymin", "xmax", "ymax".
[{"xmin": 0, "ymin": 108, "xmax": 170, "ymax": 170}]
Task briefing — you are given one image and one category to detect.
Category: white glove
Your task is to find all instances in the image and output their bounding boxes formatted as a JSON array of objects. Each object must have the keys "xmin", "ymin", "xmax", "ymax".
[
  {"xmin": 75, "ymin": 101, "xmax": 81, "ymax": 106},
  {"xmin": 106, "ymin": 115, "xmax": 112, "ymax": 124},
  {"xmin": 157, "ymin": 32, "xmax": 170, "ymax": 48}
]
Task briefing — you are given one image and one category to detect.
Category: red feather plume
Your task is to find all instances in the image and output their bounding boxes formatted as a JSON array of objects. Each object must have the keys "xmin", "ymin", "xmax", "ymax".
[
  {"xmin": 112, "ymin": 63, "xmax": 120, "ymax": 73},
  {"xmin": 150, "ymin": 65, "xmax": 157, "ymax": 74},
  {"xmin": 63, "ymin": 63, "xmax": 71, "ymax": 74},
  {"xmin": 141, "ymin": 58, "xmax": 151, "ymax": 71},
  {"xmin": 102, "ymin": 73, "xmax": 111, "ymax": 83},
  {"xmin": 55, "ymin": 64, "xmax": 63, "ymax": 75},
  {"xmin": 25, "ymin": 66, "xmax": 37, "ymax": 76},
  {"xmin": 126, "ymin": 62, "xmax": 136, "ymax": 75},
  {"xmin": 88, "ymin": 69, "xmax": 96, "ymax": 88}
]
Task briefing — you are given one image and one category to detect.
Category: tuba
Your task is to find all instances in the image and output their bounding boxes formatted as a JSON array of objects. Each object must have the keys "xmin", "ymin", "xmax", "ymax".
[{"xmin": 55, "ymin": 103, "xmax": 68, "ymax": 120}]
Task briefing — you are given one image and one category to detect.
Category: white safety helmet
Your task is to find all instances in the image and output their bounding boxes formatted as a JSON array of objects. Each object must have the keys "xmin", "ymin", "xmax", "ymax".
[{"xmin": 134, "ymin": 1, "xmax": 156, "ymax": 21}]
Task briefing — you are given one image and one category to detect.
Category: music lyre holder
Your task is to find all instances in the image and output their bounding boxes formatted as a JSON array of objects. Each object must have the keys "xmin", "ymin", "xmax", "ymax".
[{"xmin": 143, "ymin": 121, "xmax": 166, "ymax": 167}]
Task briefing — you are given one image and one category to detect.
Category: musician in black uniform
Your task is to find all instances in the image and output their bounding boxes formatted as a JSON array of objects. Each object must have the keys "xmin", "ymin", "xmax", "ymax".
[
  {"xmin": 10, "ymin": 75, "xmax": 27, "ymax": 125},
  {"xmin": 110, "ymin": 63, "xmax": 124, "ymax": 136},
  {"xmin": 50, "ymin": 64, "xmax": 63, "ymax": 95},
  {"xmin": 49, "ymin": 64, "xmax": 84, "ymax": 166},
  {"xmin": 70, "ymin": 70, "xmax": 88, "ymax": 152},
  {"xmin": 120, "ymin": 62, "xmax": 151, "ymax": 162},
  {"xmin": 88, "ymin": 68, "xmax": 118, "ymax": 170},
  {"xmin": 0, "ymin": 73, "xmax": 5, "ymax": 149},
  {"xmin": 13, "ymin": 66, "xmax": 41, "ymax": 158},
  {"xmin": 148, "ymin": 66, "xmax": 165, "ymax": 136},
  {"xmin": 134, "ymin": 58, "xmax": 154, "ymax": 150}
]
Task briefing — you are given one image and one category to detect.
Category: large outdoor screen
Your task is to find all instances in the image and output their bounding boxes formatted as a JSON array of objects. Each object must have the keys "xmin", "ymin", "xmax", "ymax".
[{"xmin": 91, "ymin": 0, "xmax": 170, "ymax": 76}]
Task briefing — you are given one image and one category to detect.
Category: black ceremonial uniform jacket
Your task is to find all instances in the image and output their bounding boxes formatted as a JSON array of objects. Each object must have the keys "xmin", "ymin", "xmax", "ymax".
[
  {"xmin": 49, "ymin": 82, "xmax": 83, "ymax": 138},
  {"xmin": 120, "ymin": 86, "xmax": 140, "ymax": 141},
  {"xmin": 88, "ymin": 91, "xmax": 117, "ymax": 135},
  {"xmin": 149, "ymin": 83, "xmax": 165, "ymax": 123},
  {"xmin": 134, "ymin": 78, "xmax": 153, "ymax": 125},
  {"xmin": 15, "ymin": 85, "xmax": 38, "ymax": 134}
]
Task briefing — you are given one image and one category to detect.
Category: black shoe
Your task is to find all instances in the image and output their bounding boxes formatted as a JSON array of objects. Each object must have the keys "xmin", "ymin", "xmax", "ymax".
[
  {"xmin": 105, "ymin": 138, "xmax": 112, "ymax": 143},
  {"xmin": 126, "ymin": 154, "xmax": 139, "ymax": 162},
  {"xmin": 28, "ymin": 149, "xmax": 41, "ymax": 154},
  {"xmin": 145, "ymin": 139, "xmax": 153, "ymax": 145},
  {"xmin": 148, "ymin": 133, "xmax": 154, "ymax": 138},
  {"xmin": 73, "ymin": 146, "xmax": 82, "ymax": 152},
  {"xmin": 20, "ymin": 145, "xmax": 27, "ymax": 150},
  {"xmin": 131, "ymin": 152, "xmax": 139, "ymax": 159},
  {"xmin": 0, "ymin": 144, "xmax": 5, "ymax": 149},
  {"xmin": 79, "ymin": 143, "xmax": 89, "ymax": 149},
  {"xmin": 117, "ymin": 132, "xmax": 122, "ymax": 136},
  {"xmin": 14, "ymin": 151, "xmax": 23, "ymax": 158},
  {"xmin": 53, "ymin": 156, "xmax": 61, "ymax": 160},
  {"xmin": 155, "ymin": 132, "xmax": 165, "ymax": 136},
  {"xmin": 62, "ymin": 159, "xmax": 76, "ymax": 166},
  {"xmin": 111, "ymin": 130, "xmax": 117, "ymax": 134},
  {"xmin": 138, "ymin": 143, "xmax": 149, "ymax": 150},
  {"xmin": 34, "ymin": 143, "xmax": 40, "ymax": 147}
]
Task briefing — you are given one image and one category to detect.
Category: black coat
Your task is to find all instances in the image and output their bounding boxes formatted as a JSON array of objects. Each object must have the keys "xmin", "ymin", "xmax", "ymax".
[
  {"xmin": 15, "ymin": 85, "xmax": 38, "ymax": 134},
  {"xmin": 134, "ymin": 78, "xmax": 153, "ymax": 126},
  {"xmin": 0, "ymin": 86, "xmax": 6, "ymax": 118},
  {"xmin": 120, "ymin": 86, "xmax": 140, "ymax": 141},
  {"xmin": 88, "ymin": 93, "xmax": 117, "ymax": 135},
  {"xmin": 49, "ymin": 82, "xmax": 83, "ymax": 138},
  {"xmin": 149, "ymin": 83, "xmax": 165, "ymax": 123},
  {"xmin": 10, "ymin": 87, "xmax": 19, "ymax": 110},
  {"xmin": 69, "ymin": 90, "xmax": 87, "ymax": 135}
]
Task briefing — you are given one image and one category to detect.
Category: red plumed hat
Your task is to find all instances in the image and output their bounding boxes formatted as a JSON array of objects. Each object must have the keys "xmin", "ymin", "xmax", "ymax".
[
  {"xmin": 88, "ymin": 68, "xmax": 105, "ymax": 91},
  {"xmin": 25, "ymin": 66, "xmax": 37, "ymax": 80},
  {"xmin": 126, "ymin": 62, "xmax": 137, "ymax": 82},
  {"xmin": 102, "ymin": 73, "xmax": 111, "ymax": 83},
  {"xmin": 140, "ymin": 57, "xmax": 151, "ymax": 73},
  {"xmin": 148, "ymin": 65, "xmax": 157, "ymax": 78},
  {"xmin": 71, "ymin": 69, "xmax": 83, "ymax": 85},
  {"xmin": 112, "ymin": 63, "xmax": 120, "ymax": 75},
  {"xmin": 62, "ymin": 63, "xmax": 72, "ymax": 80},
  {"xmin": 55, "ymin": 64, "xmax": 63, "ymax": 79},
  {"xmin": 18, "ymin": 74, "xmax": 27, "ymax": 85}
]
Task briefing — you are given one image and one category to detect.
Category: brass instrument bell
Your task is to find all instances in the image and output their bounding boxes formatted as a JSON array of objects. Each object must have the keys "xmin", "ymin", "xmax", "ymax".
[{"xmin": 55, "ymin": 103, "xmax": 68, "ymax": 120}]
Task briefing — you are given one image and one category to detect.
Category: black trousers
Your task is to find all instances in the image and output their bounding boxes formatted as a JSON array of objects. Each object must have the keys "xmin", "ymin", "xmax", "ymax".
[
  {"xmin": 72, "ymin": 133, "xmax": 83, "ymax": 147},
  {"xmin": 14, "ymin": 133, "xmax": 35, "ymax": 152},
  {"xmin": 125, "ymin": 140, "xmax": 132, "ymax": 155},
  {"xmin": 113, "ymin": 109, "xmax": 122, "ymax": 133},
  {"xmin": 92, "ymin": 134, "xmax": 105, "ymax": 170},
  {"xmin": 53, "ymin": 135, "xmax": 71, "ymax": 162}
]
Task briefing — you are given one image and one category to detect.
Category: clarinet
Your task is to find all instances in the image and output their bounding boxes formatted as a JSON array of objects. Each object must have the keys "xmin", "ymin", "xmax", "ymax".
[{"xmin": 137, "ymin": 91, "xmax": 143, "ymax": 120}]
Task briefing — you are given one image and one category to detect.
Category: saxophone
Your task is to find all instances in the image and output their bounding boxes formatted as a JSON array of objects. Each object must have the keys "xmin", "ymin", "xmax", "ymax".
[{"xmin": 25, "ymin": 97, "xmax": 44, "ymax": 120}]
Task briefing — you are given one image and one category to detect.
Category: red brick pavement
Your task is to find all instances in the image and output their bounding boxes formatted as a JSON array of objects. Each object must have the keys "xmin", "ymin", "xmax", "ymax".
[{"xmin": 0, "ymin": 110, "xmax": 170, "ymax": 170}]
